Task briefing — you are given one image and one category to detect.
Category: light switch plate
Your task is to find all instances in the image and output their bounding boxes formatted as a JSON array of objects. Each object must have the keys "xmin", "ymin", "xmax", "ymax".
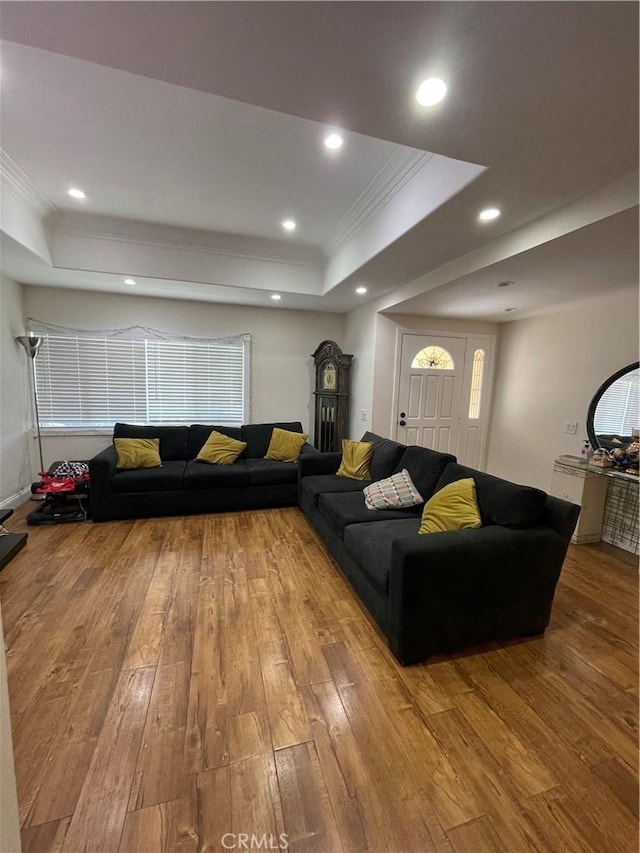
[{"xmin": 563, "ymin": 420, "xmax": 578, "ymax": 435}]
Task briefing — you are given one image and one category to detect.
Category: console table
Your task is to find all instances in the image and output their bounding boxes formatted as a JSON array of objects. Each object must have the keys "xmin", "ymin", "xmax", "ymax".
[
  {"xmin": 0, "ymin": 509, "xmax": 27, "ymax": 571},
  {"xmin": 551, "ymin": 456, "xmax": 639, "ymax": 555}
]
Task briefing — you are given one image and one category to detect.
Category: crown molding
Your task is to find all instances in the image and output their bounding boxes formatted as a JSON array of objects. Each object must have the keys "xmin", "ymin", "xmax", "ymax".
[
  {"xmin": 0, "ymin": 148, "xmax": 57, "ymax": 218},
  {"xmin": 55, "ymin": 227, "xmax": 322, "ymax": 270},
  {"xmin": 323, "ymin": 148, "xmax": 432, "ymax": 256}
]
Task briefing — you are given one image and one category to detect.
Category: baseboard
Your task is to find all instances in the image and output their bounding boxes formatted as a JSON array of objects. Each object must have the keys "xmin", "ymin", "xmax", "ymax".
[{"xmin": 0, "ymin": 487, "xmax": 32, "ymax": 512}]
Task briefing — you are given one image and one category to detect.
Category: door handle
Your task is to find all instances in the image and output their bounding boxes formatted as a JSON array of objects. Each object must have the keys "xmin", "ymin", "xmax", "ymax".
[{"xmin": 399, "ymin": 420, "xmax": 406, "ymax": 426}]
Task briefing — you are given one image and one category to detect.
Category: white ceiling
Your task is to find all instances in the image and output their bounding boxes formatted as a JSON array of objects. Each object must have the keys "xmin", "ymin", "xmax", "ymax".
[{"xmin": 0, "ymin": 1, "xmax": 638, "ymax": 320}]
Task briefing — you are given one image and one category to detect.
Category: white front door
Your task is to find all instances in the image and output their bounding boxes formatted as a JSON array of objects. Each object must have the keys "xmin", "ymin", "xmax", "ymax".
[{"xmin": 396, "ymin": 334, "xmax": 467, "ymax": 455}]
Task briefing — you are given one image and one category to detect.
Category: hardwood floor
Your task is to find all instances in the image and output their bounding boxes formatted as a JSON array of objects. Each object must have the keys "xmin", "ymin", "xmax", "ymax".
[{"xmin": 1, "ymin": 505, "xmax": 637, "ymax": 853}]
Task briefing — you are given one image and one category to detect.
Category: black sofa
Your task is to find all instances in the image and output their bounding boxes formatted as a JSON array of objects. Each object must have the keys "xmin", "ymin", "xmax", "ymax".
[
  {"xmin": 299, "ymin": 433, "xmax": 580, "ymax": 665},
  {"xmin": 90, "ymin": 421, "xmax": 317, "ymax": 522}
]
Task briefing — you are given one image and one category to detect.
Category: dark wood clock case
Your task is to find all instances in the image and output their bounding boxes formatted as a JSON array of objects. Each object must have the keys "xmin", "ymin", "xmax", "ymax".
[{"xmin": 311, "ymin": 340, "xmax": 353, "ymax": 452}]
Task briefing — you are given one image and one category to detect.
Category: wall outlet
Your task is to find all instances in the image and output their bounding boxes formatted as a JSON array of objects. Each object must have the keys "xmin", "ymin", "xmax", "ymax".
[
  {"xmin": 361, "ymin": 409, "xmax": 368, "ymax": 422},
  {"xmin": 563, "ymin": 420, "xmax": 578, "ymax": 435}
]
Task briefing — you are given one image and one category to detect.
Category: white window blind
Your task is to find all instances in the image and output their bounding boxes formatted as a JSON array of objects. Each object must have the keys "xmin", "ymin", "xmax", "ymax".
[
  {"xmin": 593, "ymin": 371, "xmax": 640, "ymax": 435},
  {"xmin": 34, "ymin": 332, "xmax": 249, "ymax": 428}
]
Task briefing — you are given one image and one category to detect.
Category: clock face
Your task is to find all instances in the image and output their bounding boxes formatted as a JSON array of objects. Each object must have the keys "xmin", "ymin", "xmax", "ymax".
[{"xmin": 322, "ymin": 362, "xmax": 337, "ymax": 390}]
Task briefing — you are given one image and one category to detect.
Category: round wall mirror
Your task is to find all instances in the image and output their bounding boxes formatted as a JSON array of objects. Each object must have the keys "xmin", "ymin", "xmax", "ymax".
[{"xmin": 587, "ymin": 362, "xmax": 640, "ymax": 450}]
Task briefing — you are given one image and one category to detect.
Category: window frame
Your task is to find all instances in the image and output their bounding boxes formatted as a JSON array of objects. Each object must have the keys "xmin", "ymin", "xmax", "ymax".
[{"xmin": 31, "ymin": 328, "xmax": 251, "ymax": 433}]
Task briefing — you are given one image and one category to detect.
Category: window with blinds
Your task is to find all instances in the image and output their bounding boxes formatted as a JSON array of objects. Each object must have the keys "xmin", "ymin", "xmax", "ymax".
[
  {"xmin": 34, "ymin": 333, "xmax": 249, "ymax": 428},
  {"xmin": 593, "ymin": 370, "xmax": 640, "ymax": 435}
]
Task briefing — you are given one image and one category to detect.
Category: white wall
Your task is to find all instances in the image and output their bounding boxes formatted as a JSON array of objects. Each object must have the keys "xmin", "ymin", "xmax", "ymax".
[
  {"xmin": 486, "ymin": 286, "xmax": 639, "ymax": 490},
  {"xmin": 0, "ymin": 275, "xmax": 34, "ymax": 505},
  {"xmin": 344, "ymin": 301, "xmax": 378, "ymax": 438},
  {"xmin": 22, "ymin": 286, "xmax": 344, "ymax": 462}
]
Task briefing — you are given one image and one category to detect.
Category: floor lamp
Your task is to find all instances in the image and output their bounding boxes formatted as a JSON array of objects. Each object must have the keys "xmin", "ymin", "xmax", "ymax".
[{"xmin": 16, "ymin": 335, "xmax": 45, "ymax": 479}]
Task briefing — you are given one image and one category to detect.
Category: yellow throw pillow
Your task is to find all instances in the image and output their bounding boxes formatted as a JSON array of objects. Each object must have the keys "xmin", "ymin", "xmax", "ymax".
[
  {"xmin": 197, "ymin": 431, "xmax": 247, "ymax": 465},
  {"xmin": 419, "ymin": 478, "xmax": 482, "ymax": 534},
  {"xmin": 264, "ymin": 427, "xmax": 308, "ymax": 462},
  {"xmin": 114, "ymin": 438, "xmax": 162, "ymax": 470},
  {"xmin": 336, "ymin": 439, "xmax": 374, "ymax": 480}
]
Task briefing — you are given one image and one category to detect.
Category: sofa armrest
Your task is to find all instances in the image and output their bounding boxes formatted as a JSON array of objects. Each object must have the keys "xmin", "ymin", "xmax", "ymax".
[
  {"xmin": 89, "ymin": 445, "xmax": 118, "ymax": 521},
  {"xmin": 299, "ymin": 451, "xmax": 342, "ymax": 477},
  {"xmin": 387, "ymin": 525, "xmax": 568, "ymax": 663}
]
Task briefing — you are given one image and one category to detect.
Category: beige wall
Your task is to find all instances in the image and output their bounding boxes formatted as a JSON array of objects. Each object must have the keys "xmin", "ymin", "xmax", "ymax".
[
  {"xmin": 1, "ymin": 275, "xmax": 34, "ymax": 505},
  {"xmin": 486, "ymin": 286, "xmax": 639, "ymax": 490},
  {"xmin": 22, "ymin": 286, "xmax": 344, "ymax": 462}
]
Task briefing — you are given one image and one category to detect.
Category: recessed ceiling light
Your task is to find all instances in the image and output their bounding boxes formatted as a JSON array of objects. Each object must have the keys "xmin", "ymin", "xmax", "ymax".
[
  {"xmin": 124, "ymin": 278, "xmax": 136, "ymax": 286},
  {"xmin": 479, "ymin": 207, "xmax": 501, "ymax": 222},
  {"xmin": 355, "ymin": 286, "xmax": 367, "ymax": 295},
  {"xmin": 324, "ymin": 132, "xmax": 343, "ymax": 150},
  {"xmin": 503, "ymin": 307, "xmax": 517, "ymax": 313},
  {"xmin": 271, "ymin": 293, "xmax": 282, "ymax": 301},
  {"xmin": 496, "ymin": 280, "xmax": 514, "ymax": 288},
  {"xmin": 282, "ymin": 219, "xmax": 296, "ymax": 231},
  {"xmin": 67, "ymin": 188, "xmax": 86, "ymax": 199},
  {"xmin": 415, "ymin": 78, "xmax": 447, "ymax": 107}
]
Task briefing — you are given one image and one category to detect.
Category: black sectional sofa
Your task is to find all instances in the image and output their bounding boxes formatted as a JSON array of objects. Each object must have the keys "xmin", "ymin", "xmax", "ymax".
[
  {"xmin": 90, "ymin": 421, "xmax": 317, "ymax": 522},
  {"xmin": 299, "ymin": 432, "xmax": 580, "ymax": 665}
]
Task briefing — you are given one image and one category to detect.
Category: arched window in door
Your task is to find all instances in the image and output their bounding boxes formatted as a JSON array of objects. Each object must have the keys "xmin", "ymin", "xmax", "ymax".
[
  {"xmin": 411, "ymin": 346, "xmax": 454, "ymax": 370},
  {"xmin": 468, "ymin": 349, "xmax": 486, "ymax": 419}
]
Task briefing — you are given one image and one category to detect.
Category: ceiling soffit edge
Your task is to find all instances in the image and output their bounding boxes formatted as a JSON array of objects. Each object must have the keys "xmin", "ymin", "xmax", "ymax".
[
  {"xmin": 53, "ymin": 224, "xmax": 324, "ymax": 271},
  {"xmin": 323, "ymin": 148, "xmax": 433, "ymax": 256},
  {"xmin": 379, "ymin": 171, "xmax": 640, "ymax": 316},
  {"xmin": 0, "ymin": 148, "xmax": 57, "ymax": 219}
]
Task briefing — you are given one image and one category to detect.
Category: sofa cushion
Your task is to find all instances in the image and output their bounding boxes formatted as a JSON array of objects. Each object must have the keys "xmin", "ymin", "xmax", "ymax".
[
  {"xmin": 436, "ymin": 463, "xmax": 547, "ymax": 528},
  {"xmin": 394, "ymin": 446, "xmax": 456, "ymax": 503},
  {"xmin": 318, "ymin": 491, "xmax": 422, "ymax": 540},
  {"xmin": 241, "ymin": 422, "xmax": 303, "ymax": 458},
  {"xmin": 197, "ymin": 431, "xmax": 247, "ymax": 465},
  {"xmin": 344, "ymin": 518, "xmax": 421, "ymax": 595},
  {"xmin": 183, "ymin": 459, "xmax": 250, "ymax": 490},
  {"xmin": 363, "ymin": 469, "xmax": 423, "ymax": 510},
  {"xmin": 246, "ymin": 458, "xmax": 299, "ymax": 486},
  {"xmin": 265, "ymin": 428, "xmax": 308, "ymax": 462},
  {"xmin": 114, "ymin": 423, "xmax": 189, "ymax": 461},
  {"xmin": 336, "ymin": 440, "xmax": 374, "ymax": 480},
  {"xmin": 300, "ymin": 474, "xmax": 371, "ymax": 508},
  {"xmin": 361, "ymin": 431, "xmax": 407, "ymax": 481},
  {"xmin": 114, "ymin": 438, "xmax": 162, "ymax": 470},
  {"xmin": 188, "ymin": 424, "xmax": 243, "ymax": 459},
  {"xmin": 419, "ymin": 478, "xmax": 482, "ymax": 534},
  {"xmin": 111, "ymin": 460, "xmax": 187, "ymax": 493}
]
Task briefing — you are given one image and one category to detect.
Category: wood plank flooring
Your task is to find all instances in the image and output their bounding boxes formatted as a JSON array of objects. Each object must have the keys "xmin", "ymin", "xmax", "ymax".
[{"xmin": 1, "ymin": 505, "xmax": 637, "ymax": 853}]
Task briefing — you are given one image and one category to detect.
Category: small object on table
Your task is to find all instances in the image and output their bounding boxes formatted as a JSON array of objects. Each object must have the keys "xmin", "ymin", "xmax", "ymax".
[
  {"xmin": 589, "ymin": 449, "xmax": 613, "ymax": 468},
  {"xmin": 611, "ymin": 440, "xmax": 639, "ymax": 473}
]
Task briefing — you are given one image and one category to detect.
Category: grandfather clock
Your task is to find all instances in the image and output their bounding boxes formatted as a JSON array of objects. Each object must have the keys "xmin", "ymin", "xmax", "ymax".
[{"xmin": 312, "ymin": 340, "xmax": 352, "ymax": 452}]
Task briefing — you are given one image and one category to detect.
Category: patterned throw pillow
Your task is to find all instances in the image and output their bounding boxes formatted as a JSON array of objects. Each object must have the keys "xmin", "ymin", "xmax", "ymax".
[{"xmin": 363, "ymin": 469, "xmax": 424, "ymax": 510}]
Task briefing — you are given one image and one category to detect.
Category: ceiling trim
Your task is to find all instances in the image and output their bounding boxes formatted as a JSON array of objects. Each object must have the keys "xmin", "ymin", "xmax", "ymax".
[
  {"xmin": 53, "ymin": 224, "xmax": 323, "ymax": 271},
  {"xmin": 0, "ymin": 148, "xmax": 57, "ymax": 219},
  {"xmin": 323, "ymin": 148, "xmax": 432, "ymax": 256}
]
